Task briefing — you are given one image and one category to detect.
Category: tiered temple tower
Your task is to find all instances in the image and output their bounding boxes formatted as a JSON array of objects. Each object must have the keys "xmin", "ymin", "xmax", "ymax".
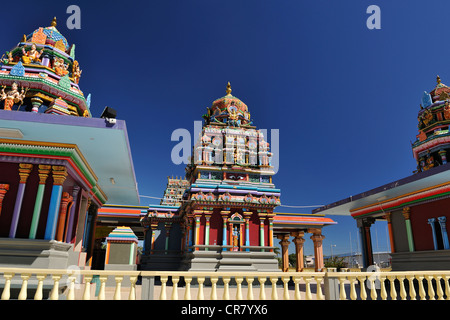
[
  {"xmin": 180, "ymin": 82, "xmax": 280, "ymax": 271},
  {"xmin": 160, "ymin": 176, "xmax": 189, "ymax": 206}
]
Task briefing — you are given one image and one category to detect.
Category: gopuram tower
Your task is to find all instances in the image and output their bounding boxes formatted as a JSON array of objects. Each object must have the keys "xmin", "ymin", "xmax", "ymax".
[{"xmin": 181, "ymin": 82, "xmax": 280, "ymax": 271}]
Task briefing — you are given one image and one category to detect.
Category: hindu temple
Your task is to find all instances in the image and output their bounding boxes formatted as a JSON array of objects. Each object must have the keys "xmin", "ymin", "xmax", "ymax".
[
  {"xmin": 139, "ymin": 83, "xmax": 337, "ymax": 272},
  {"xmin": 0, "ymin": 18, "xmax": 337, "ymax": 276}
]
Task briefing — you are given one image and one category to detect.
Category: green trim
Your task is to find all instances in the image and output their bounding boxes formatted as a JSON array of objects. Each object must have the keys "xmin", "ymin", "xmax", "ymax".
[{"xmin": 0, "ymin": 141, "xmax": 107, "ymax": 204}]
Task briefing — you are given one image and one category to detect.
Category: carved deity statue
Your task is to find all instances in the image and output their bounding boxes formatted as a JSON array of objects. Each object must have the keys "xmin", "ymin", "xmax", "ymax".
[
  {"xmin": 53, "ymin": 57, "xmax": 69, "ymax": 76},
  {"xmin": 0, "ymin": 82, "xmax": 27, "ymax": 111},
  {"xmin": 72, "ymin": 60, "xmax": 82, "ymax": 84},
  {"xmin": 22, "ymin": 44, "xmax": 43, "ymax": 64}
]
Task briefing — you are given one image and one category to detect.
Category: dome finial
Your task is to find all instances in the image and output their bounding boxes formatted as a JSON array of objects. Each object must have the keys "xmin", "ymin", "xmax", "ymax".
[
  {"xmin": 226, "ymin": 82, "xmax": 232, "ymax": 95},
  {"xmin": 51, "ymin": 17, "xmax": 57, "ymax": 27},
  {"xmin": 437, "ymin": 75, "xmax": 441, "ymax": 84}
]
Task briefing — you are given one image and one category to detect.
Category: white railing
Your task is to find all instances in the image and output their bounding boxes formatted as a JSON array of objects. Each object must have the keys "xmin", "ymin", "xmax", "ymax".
[{"xmin": 1, "ymin": 267, "xmax": 450, "ymax": 300}]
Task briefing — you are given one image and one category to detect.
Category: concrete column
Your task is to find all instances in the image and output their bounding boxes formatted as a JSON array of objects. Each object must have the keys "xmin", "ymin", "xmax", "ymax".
[
  {"xmin": 243, "ymin": 211, "xmax": 252, "ymax": 251},
  {"xmin": 55, "ymin": 192, "xmax": 73, "ymax": 242},
  {"xmin": 268, "ymin": 213, "xmax": 275, "ymax": 251},
  {"xmin": 428, "ymin": 218, "xmax": 438, "ymax": 250},
  {"xmin": 356, "ymin": 218, "xmax": 375, "ymax": 268},
  {"xmin": 44, "ymin": 166, "xmax": 68, "ymax": 240},
  {"xmin": 402, "ymin": 207, "xmax": 415, "ymax": 252},
  {"xmin": 309, "ymin": 228, "xmax": 325, "ymax": 272},
  {"xmin": 164, "ymin": 222, "xmax": 172, "ymax": 253},
  {"xmin": 221, "ymin": 210, "xmax": 230, "ymax": 251},
  {"xmin": 258, "ymin": 212, "xmax": 267, "ymax": 251},
  {"xmin": 9, "ymin": 163, "xmax": 33, "ymax": 238},
  {"xmin": 65, "ymin": 185, "xmax": 80, "ymax": 242},
  {"xmin": 277, "ymin": 234, "xmax": 290, "ymax": 272},
  {"xmin": 150, "ymin": 222, "xmax": 158, "ymax": 253},
  {"xmin": 383, "ymin": 212, "xmax": 395, "ymax": 253},
  {"xmin": 193, "ymin": 210, "xmax": 203, "ymax": 250},
  {"xmin": 438, "ymin": 216, "xmax": 450, "ymax": 250},
  {"xmin": 187, "ymin": 217, "xmax": 193, "ymax": 250},
  {"xmin": 29, "ymin": 165, "xmax": 51, "ymax": 239},
  {"xmin": 204, "ymin": 211, "xmax": 212, "ymax": 249},
  {"xmin": 291, "ymin": 231, "xmax": 305, "ymax": 272}
]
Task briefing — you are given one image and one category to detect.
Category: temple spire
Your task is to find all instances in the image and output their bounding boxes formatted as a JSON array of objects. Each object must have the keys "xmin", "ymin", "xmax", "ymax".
[
  {"xmin": 226, "ymin": 82, "xmax": 232, "ymax": 95},
  {"xmin": 51, "ymin": 17, "xmax": 57, "ymax": 27},
  {"xmin": 437, "ymin": 75, "xmax": 441, "ymax": 85}
]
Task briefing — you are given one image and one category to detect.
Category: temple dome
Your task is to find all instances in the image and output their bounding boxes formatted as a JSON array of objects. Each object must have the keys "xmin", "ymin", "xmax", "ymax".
[
  {"xmin": 26, "ymin": 17, "xmax": 70, "ymax": 52},
  {"xmin": 211, "ymin": 82, "xmax": 248, "ymax": 113},
  {"xmin": 209, "ymin": 82, "xmax": 251, "ymax": 126}
]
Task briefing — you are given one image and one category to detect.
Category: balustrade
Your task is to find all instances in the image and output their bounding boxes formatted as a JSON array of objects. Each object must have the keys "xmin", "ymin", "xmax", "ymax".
[{"xmin": 0, "ymin": 267, "xmax": 449, "ymax": 300}]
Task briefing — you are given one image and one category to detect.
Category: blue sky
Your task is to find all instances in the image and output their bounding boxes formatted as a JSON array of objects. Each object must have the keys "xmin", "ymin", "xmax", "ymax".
[{"xmin": 2, "ymin": 0, "xmax": 446, "ymax": 256}]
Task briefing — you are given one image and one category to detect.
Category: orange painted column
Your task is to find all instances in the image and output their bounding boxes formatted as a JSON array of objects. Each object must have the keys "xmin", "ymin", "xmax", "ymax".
[
  {"xmin": 309, "ymin": 228, "xmax": 325, "ymax": 272},
  {"xmin": 193, "ymin": 210, "xmax": 203, "ymax": 250},
  {"xmin": 292, "ymin": 231, "xmax": 305, "ymax": 272},
  {"xmin": 150, "ymin": 222, "xmax": 158, "ymax": 252},
  {"xmin": 278, "ymin": 234, "xmax": 290, "ymax": 272},
  {"xmin": 0, "ymin": 184, "xmax": 9, "ymax": 216},
  {"xmin": 384, "ymin": 212, "xmax": 395, "ymax": 253},
  {"xmin": 56, "ymin": 192, "xmax": 73, "ymax": 242}
]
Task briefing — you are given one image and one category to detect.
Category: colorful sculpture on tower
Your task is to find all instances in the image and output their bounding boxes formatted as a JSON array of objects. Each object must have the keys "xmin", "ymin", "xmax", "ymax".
[
  {"xmin": 0, "ymin": 82, "xmax": 27, "ymax": 111},
  {"xmin": 413, "ymin": 75, "xmax": 450, "ymax": 172},
  {"xmin": 0, "ymin": 17, "xmax": 90, "ymax": 116}
]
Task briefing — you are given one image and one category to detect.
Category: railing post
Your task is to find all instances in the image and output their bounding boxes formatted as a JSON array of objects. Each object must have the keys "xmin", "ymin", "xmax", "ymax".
[
  {"xmin": 323, "ymin": 268, "xmax": 339, "ymax": 300},
  {"xmin": 141, "ymin": 274, "xmax": 155, "ymax": 300}
]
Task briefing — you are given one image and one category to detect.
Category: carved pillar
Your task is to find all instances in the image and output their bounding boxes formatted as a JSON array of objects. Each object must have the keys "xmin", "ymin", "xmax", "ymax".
[
  {"xmin": 187, "ymin": 215, "xmax": 194, "ymax": 251},
  {"xmin": 204, "ymin": 210, "xmax": 212, "ymax": 249},
  {"xmin": 258, "ymin": 212, "xmax": 267, "ymax": 251},
  {"xmin": 44, "ymin": 166, "xmax": 68, "ymax": 240},
  {"xmin": 278, "ymin": 234, "xmax": 290, "ymax": 272},
  {"xmin": 150, "ymin": 222, "xmax": 158, "ymax": 253},
  {"xmin": 291, "ymin": 231, "xmax": 305, "ymax": 272},
  {"xmin": 428, "ymin": 218, "xmax": 439, "ymax": 250},
  {"xmin": 221, "ymin": 210, "xmax": 230, "ymax": 251},
  {"xmin": 55, "ymin": 192, "xmax": 73, "ymax": 242},
  {"xmin": 267, "ymin": 212, "xmax": 275, "ymax": 251},
  {"xmin": 164, "ymin": 222, "xmax": 172, "ymax": 253},
  {"xmin": 402, "ymin": 207, "xmax": 415, "ymax": 252},
  {"xmin": 383, "ymin": 212, "xmax": 395, "ymax": 253},
  {"xmin": 10, "ymin": 163, "xmax": 33, "ymax": 238},
  {"xmin": 65, "ymin": 186, "xmax": 80, "ymax": 243},
  {"xmin": 193, "ymin": 210, "xmax": 203, "ymax": 250},
  {"xmin": 0, "ymin": 184, "xmax": 10, "ymax": 216},
  {"xmin": 243, "ymin": 211, "xmax": 252, "ymax": 251},
  {"xmin": 29, "ymin": 165, "xmax": 51, "ymax": 239},
  {"xmin": 356, "ymin": 218, "xmax": 375, "ymax": 268},
  {"xmin": 437, "ymin": 216, "xmax": 450, "ymax": 250},
  {"xmin": 309, "ymin": 228, "xmax": 325, "ymax": 272}
]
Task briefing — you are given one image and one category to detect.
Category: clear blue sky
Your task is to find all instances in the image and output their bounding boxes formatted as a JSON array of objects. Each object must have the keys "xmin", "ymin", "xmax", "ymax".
[{"xmin": 2, "ymin": 0, "xmax": 446, "ymax": 256}]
